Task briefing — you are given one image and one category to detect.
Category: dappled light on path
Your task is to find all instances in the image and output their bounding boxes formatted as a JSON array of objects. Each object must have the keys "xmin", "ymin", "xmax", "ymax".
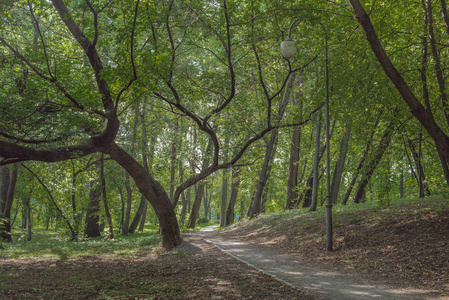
[{"xmin": 196, "ymin": 225, "xmax": 436, "ymax": 300}]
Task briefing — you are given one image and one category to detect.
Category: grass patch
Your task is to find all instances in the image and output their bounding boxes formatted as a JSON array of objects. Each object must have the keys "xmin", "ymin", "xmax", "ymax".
[
  {"xmin": 0, "ymin": 228, "xmax": 161, "ymax": 259},
  {"xmin": 233, "ymin": 195, "xmax": 449, "ymax": 235}
]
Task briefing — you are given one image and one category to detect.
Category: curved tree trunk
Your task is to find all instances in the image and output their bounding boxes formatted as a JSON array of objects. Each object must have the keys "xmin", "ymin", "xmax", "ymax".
[{"xmin": 105, "ymin": 142, "xmax": 182, "ymax": 250}]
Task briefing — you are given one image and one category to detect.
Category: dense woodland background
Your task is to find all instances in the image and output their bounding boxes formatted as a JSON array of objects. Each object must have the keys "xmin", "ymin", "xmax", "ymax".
[{"xmin": 1, "ymin": 0, "xmax": 449, "ymax": 249}]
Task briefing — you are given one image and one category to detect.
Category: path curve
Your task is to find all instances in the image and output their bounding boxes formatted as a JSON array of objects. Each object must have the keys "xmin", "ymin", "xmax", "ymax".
[{"xmin": 194, "ymin": 225, "xmax": 427, "ymax": 300}]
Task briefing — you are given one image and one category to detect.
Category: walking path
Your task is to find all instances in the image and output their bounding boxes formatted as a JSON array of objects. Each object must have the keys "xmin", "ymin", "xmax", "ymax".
[{"xmin": 194, "ymin": 225, "xmax": 428, "ymax": 300}]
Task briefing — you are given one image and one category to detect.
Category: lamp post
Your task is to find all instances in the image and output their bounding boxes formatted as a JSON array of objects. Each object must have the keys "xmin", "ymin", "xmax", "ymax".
[{"xmin": 280, "ymin": 20, "xmax": 333, "ymax": 251}]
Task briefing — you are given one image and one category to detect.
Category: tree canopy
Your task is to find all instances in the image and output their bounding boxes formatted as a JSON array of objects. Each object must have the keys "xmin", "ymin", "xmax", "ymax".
[{"xmin": 1, "ymin": 0, "xmax": 449, "ymax": 250}]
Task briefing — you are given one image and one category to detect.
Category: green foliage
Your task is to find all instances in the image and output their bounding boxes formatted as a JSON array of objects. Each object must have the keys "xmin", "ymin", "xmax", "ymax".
[
  {"xmin": 0, "ymin": 228, "xmax": 161, "ymax": 259},
  {"xmin": 1, "ymin": 0, "xmax": 449, "ymax": 245}
]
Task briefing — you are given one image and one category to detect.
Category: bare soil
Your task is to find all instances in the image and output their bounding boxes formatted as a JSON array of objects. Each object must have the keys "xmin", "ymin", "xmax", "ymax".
[{"xmin": 0, "ymin": 234, "xmax": 321, "ymax": 299}]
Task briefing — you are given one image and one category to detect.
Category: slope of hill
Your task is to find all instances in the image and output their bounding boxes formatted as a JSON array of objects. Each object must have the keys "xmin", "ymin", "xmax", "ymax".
[{"xmin": 218, "ymin": 196, "xmax": 449, "ymax": 298}]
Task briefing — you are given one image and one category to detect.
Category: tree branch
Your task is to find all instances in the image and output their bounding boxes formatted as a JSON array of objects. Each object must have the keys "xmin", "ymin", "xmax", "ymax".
[
  {"xmin": 115, "ymin": 0, "xmax": 139, "ymax": 108},
  {"xmin": 0, "ymin": 139, "xmax": 98, "ymax": 166}
]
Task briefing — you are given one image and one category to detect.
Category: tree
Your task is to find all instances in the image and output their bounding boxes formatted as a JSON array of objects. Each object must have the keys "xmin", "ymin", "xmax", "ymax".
[
  {"xmin": 250, "ymin": 73, "xmax": 298, "ymax": 218},
  {"xmin": 84, "ymin": 178, "xmax": 101, "ymax": 238},
  {"xmin": 187, "ymin": 139, "xmax": 213, "ymax": 229},
  {"xmin": 0, "ymin": 164, "xmax": 18, "ymax": 242},
  {"xmin": 0, "ymin": 0, "xmax": 182, "ymax": 249},
  {"xmin": 0, "ymin": 1, "xmax": 330, "ymax": 249},
  {"xmin": 224, "ymin": 168, "xmax": 240, "ymax": 226},
  {"xmin": 353, "ymin": 119, "xmax": 396, "ymax": 204},
  {"xmin": 330, "ymin": 123, "xmax": 351, "ymax": 204},
  {"xmin": 286, "ymin": 75, "xmax": 303, "ymax": 210},
  {"xmin": 348, "ymin": 0, "xmax": 449, "ymax": 187},
  {"xmin": 310, "ymin": 110, "xmax": 323, "ymax": 211}
]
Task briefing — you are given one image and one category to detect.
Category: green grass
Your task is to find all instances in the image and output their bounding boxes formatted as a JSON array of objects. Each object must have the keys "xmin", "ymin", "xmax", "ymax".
[
  {"xmin": 233, "ymin": 194, "xmax": 449, "ymax": 233},
  {"xmin": 0, "ymin": 218, "xmax": 222, "ymax": 260},
  {"xmin": 0, "ymin": 228, "xmax": 161, "ymax": 259}
]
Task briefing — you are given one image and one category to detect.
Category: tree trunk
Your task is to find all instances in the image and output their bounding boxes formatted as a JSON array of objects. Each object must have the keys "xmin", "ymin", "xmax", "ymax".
[
  {"xmin": 117, "ymin": 185, "xmax": 125, "ymax": 232},
  {"xmin": 187, "ymin": 183, "xmax": 205, "ymax": 229},
  {"xmin": 353, "ymin": 120, "xmax": 395, "ymax": 203},
  {"xmin": 219, "ymin": 138, "xmax": 229, "ymax": 227},
  {"xmin": 418, "ymin": 6, "xmax": 449, "ymax": 187},
  {"xmin": 138, "ymin": 202, "xmax": 147, "ymax": 231},
  {"xmin": 100, "ymin": 156, "xmax": 113, "ymax": 239},
  {"xmin": 123, "ymin": 172, "xmax": 133, "ymax": 235},
  {"xmin": 310, "ymin": 111, "xmax": 323, "ymax": 212},
  {"xmin": 286, "ymin": 125, "xmax": 302, "ymax": 210},
  {"xmin": 300, "ymin": 171, "xmax": 314, "ymax": 208},
  {"xmin": 84, "ymin": 180, "xmax": 101, "ymax": 238},
  {"xmin": 122, "ymin": 101, "xmax": 140, "ymax": 235},
  {"xmin": 426, "ymin": 0, "xmax": 449, "ymax": 129},
  {"xmin": 21, "ymin": 206, "xmax": 27, "ymax": 229},
  {"xmin": 250, "ymin": 73, "xmax": 296, "ymax": 218},
  {"xmin": 202, "ymin": 185, "xmax": 210, "ymax": 219},
  {"xmin": 225, "ymin": 167, "xmax": 240, "ymax": 226},
  {"xmin": 70, "ymin": 160, "xmax": 81, "ymax": 239},
  {"xmin": 169, "ymin": 119, "xmax": 179, "ymax": 202},
  {"xmin": 137, "ymin": 99, "xmax": 150, "ymax": 232},
  {"xmin": 407, "ymin": 134, "xmax": 430, "ymax": 197},
  {"xmin": 106, "ymin": 142, "xmax": 182, "ymax": 250},
  {"xmin": 186, "ymin": 138, "xmax": 213, "ymax": 229},
  {"xmin": 286, "ymin": 72, "xmax": 303, "ymax": 210},
  {"xmin": 0, "ymin": 165, "xmax": 10, "ymax": 216},
  {"xmin": 129, "ymin": 194, "xmax": 147, "ymax": 234},
  {"xmin": 286, "ymin": 117, "xmax": 302, "ymax": 210},
  {"xmin": 179, "ymin": 157, "xmax": 188, "ymax": 227},
  {"xmin": 330, "ymin": 123, "xmax": 352, "ymax": 204},
  {"xmin": 180, "ymin": 187, "xmax": 190, "ymax": 227},
  {"xmin": 0, "ymin": 164, "xmax": 18, "ymax": 242},
  {"xmin": 26, "ymin": 199, "xmax": 32, "ymax": 242},
  {"xmin": 342, "ymin": 114, "xmax": 381, "ymax": 205}
]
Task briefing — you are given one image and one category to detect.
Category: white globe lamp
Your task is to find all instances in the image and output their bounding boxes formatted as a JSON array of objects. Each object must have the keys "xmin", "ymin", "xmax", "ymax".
[{"xmin": 280, "ymin": 37, "xmax": 297, "ymax": 60}]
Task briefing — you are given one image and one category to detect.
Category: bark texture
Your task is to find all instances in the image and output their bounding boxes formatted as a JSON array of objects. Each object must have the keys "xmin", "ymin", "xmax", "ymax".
[{"xmin": 106, "ymin": 143, "xmax": 182, "ymax": 250}]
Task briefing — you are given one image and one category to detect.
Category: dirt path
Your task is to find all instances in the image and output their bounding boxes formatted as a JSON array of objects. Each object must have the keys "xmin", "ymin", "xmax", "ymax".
[{"xmin": 195, "ymin": 225, "xmax": 430, "ymax": 300}]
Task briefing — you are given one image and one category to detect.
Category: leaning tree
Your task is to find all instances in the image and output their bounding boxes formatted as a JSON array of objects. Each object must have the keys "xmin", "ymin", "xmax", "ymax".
[{"xmin": 0, "ymin": 0, "xmax": 328, "ymax": 248}]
